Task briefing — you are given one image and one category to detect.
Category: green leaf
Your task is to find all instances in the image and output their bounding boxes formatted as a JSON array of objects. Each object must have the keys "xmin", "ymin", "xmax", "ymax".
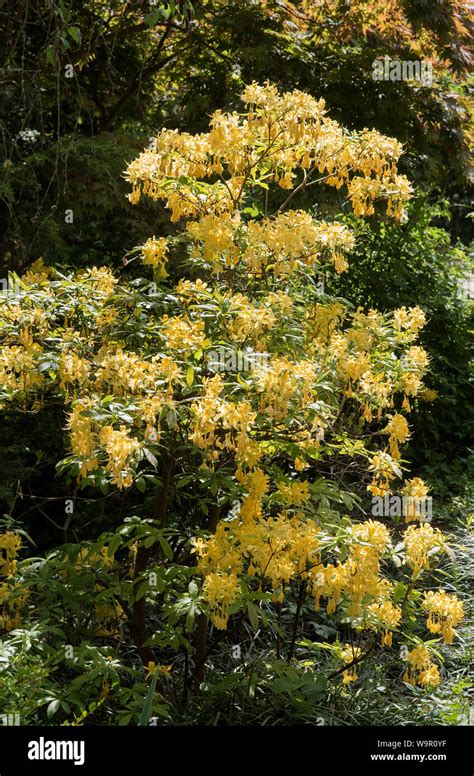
[
  {"xmin": 247, "ymin": 601, "xmax": 259, "ymax": 630},
  {"xmin": 242, "ymin": 205, "xmax": 260, "ymax": 217},
  {"xmin": 186, "ymin": 604, "xmax": 197, "ymax": 631},
  {"xmin": 143, "ymin": 448, "xmax": 158, "ymax": 469},
  {"xmin": 144, "ymin": 8, "xmax": 166, "ymax": 27},
  {"xmin": 135, "ymin": 581, "xmax": 149, "ymax": 601},
  {"xmin": 45, "ymin": 45, "xmax": 56, "ymax": 66},
  {"xmin": 107, "ymin": 534, "xmax": 121, "ymax": 557},
  {"xmin": 67, "ymin": 26, "xmax": 82, "ymax": 45},
  {"xmin": 47, "ymin": 699, "xmax": 60, "ymax": 718},
  {"xmin": 136, "ymin": 477, "xmax": 146, "ymax": 493},
  {"xmin": 158, "ymin": 536, "xmax": 173, "ymax": 560},
  {"xmin": 138, "ymin": 671, "xmax": 160, "ymax": 726},
  {"xmin": 166, "ymin": 407, "xmax": 177, "ymax": 429},
  {"xmin": 186, "ymin": 365, "xmax": 195, "ymax": 386},
  {"xmin": 98, "ymin": 477, "xmax": 109, "ymax": 495}
]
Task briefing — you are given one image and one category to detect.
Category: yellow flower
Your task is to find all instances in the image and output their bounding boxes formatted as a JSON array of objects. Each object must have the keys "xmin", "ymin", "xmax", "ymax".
[
  {"xmin": 276, "ymin": 480, "xmax": 310, "ymax": 506},
  {"xmin": 367, "ymin": 451, "xmax": 397, "ymax": 497},
  {"xmin": 160, "ymin": 315, "xmax": 206, "ymax": 354},
  {"xmin": 384, "ymin": 413, "xmax": 410, "ymax": 459},
  {"xmin": 401, "ymin": 477, "xmax": 430, "ymax": 522},
  {"xmin": 422, "ymin": 590, "xmax": 464, "ymax": 644},
  {"xmin": 367, "ymin": 601, "xmax": 402, "ymax": 646},
  {"xmin": 203, "ymin": 572, "xmax": 240, "ymax": 629},
  {"xmin": 141, "ymin": 236, "xmax": 169, "ymax": 279},
  {"xmin": 146, "ymin": 661, "xmax": 157, "ymax": 679},
  {"xmin": 404, "ymin": 524, "xmax": 444, "ymax": 575},
  {"xmin": 81, "ymin": 266, "xmax": 117, "ymax": 296},
  {"xmin": 393, "ymin": 306, "xmax": 427, "ymax": 335},
  {"xmin": 99, "ymin": 425, "xmax": 141, "ymax": 489},
  {"xmin": 341, "ymin": 644, "xmax": 362, "ymax": 684},
  {"xmin": 420, "ymin": 388, "xmax": 438, "ymax": 402},
  {"xmin": 403, "ymin": 645, "xmax": 440, "ymax": 687},
  {"xmin": 22, "ymin": 258, "xmax": 51, "ymax": 285}
]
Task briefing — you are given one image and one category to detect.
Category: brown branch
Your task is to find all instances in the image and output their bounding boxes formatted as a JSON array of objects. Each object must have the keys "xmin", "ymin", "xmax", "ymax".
[
  {"xmin": 287, "ymin": 580, "xmax": 306, "ymax": 660},
  {"xmin": 99, "ymin": 23, "xmax": 177, "ymax": 131},
  {"xmin": 327, "ymin": 637, "xmax": 377, "ymax": 680},
  {"xmin": 129, "ymin": 452, "xmax": 174, "ymax": 667},
  {"xmin": 192, "ymin": 502, "xmax": 222, "ymax": 690}
]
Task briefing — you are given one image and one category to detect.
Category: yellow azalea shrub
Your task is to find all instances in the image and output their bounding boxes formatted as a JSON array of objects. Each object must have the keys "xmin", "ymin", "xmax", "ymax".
[
  {"xmin": 0, "ymin": 84, "xmax": 464, "ymax": 690},
  {"xmin": 0, "ymin": 532, "xmax": 27, "ymax": 632}
]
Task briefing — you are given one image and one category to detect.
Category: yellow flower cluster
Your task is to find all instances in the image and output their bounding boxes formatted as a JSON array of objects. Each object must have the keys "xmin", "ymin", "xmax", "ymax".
[
  {"xmin": 404, "ymin": 345, "xmax": 429, "ymax": 371},
  {"xmin": 314, "ymin": 521, "xmax": 392, "ymax": 616},
  {"xmin": 276, "ymin": 480, "xmax": 310, "ymax": 506},
  {"xmin": 68, "ymin": 405, "xmax": 142, "ymax": 486},
  {"xmin": 22, "ymin": 258, "xmax": 51, "ymax": 285},
  {"xmin": 95, "ymin": 348, "xmax": 172, "ymax": 395},
  {"xmin": 58, "ymin": 342, "xmax": 182, "ymax": 487},
  {"xmin": 341, "ymin": 644, "xmax": 363, "ymax": 684},
  {"xmin": 197, "ymin": 511, "xmax": 321, "ymax": 627},
  {"xmin": 0, "ymin": 337, "xmax": 44, "ymax": 393},
  {"xmin": 228, "ymin": 295, "xmax": 276, "ymax": 347},
  {"xmin": 401, "ymin": 477, "xmax": 430, "ymax": 522},
  {"xmin": 79, "ymin": 266, "xmax": 118, "ymax": 296},
  {"xmin": 420, "ymin": 387, "xmax": 438, "ymax": 402},
  {"xmin": 75, "ymin": 545, "xmax": 116, "ymax": 571},
  {"xmin": 202, "ymin": 571, "xmax": 241, "ymax": 630},
  {"xmin": 141, "ymin": 236, "xmax": 169, "ymax": 279},
  {"xmin": 237, "ymin": 468, "xmax": 269, "ymax": 521},
  {"xmin": 187, "ymin": 213, "xmax": 239, "ymax": 270},
  {"xmin": 253, "ymin": 357, "xmax": 317, "ymax": 421},
  {"xmin": 160, "ymin": 315, "xmax": 207, "ymax": 354},
  {"xmin": 367, "ymin": 452, "xmax": 397, "ymax": 497},
  {"xmin": 403, "ymin": 645, "xmax": 440, "ymax": 687},
  {"xmin": 59, "ymin": 352, "xmax": 91, "ymax": 396},
  {"xmin": 174, "ymin": 278, "xmax": 211, "ymax": 303},
  {"xmin": 367, "ymin": 601, "xmax": 402, "ymax": 646},
  {"xmin": 422, "ymin": 590, "xmax": 464, "ymax": 644},
  {"xmin": 0, "ymin": 302, "xmax": 49, "ymax": 337},
  {"xmin": 393, "ymin": 306, "xmax": 427, "ymax": 337},
  {"xmin": 384, "ymin": 413, "xmax": 411, "ymax": 460},
  {"xmin": 67, "ymin": 401, "xmax": 99, "ymax": 476},
  {"xmin": 189, "ymin": 375, "xmax": 259, "ymax": 467},
  {"xmin": 188, "ymin": 211, "xmax": 355, "ymax": 276},
  {"xmin": 0, "ymin": 532, "xmax": 25, "ymax": 632},
  {"xmin": 307, "ymin": 523, "xmax": 394, "ymax": 625},
  {"xmin": 404, "ymin": 524, "xmax": 444, "ymax": 576},
  {"xmin": 126, "ymin": 82, "xmax": 411, "ymax": 223},
  {"xmin": 98, "ymin": 425, "xmax": 141, "ymax": 489},
  {"xmin": 0, "ymin": 532, "xmax": 21, "ymax": 578},
  {"xmin": 317, "ymin": 306, "xmax": 429, "ymax": 426}
]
